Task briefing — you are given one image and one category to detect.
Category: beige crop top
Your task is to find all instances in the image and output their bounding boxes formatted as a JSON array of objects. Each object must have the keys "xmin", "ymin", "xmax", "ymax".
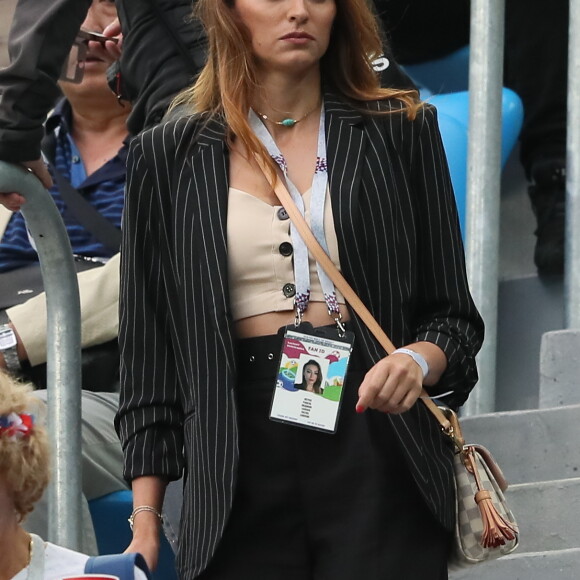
[{"xmin": 227, "ymin": 186, "xmax": 345, "ymax": 322}]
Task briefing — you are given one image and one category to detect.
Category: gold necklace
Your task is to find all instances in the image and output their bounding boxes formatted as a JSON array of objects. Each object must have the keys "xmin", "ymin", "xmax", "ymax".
[
  {"xmin": 254, "ymin": 102, "xmax": 320, "ymax": 128},
  {"xmin": 25, "ymin": 532, "xmax": 33, "ymax": 579}
]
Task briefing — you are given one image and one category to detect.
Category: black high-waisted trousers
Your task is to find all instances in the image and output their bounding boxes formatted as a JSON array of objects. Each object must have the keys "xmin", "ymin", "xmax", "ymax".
[{"xmin": 198, "ymin": 331, "xmax": 450, "ymax": 580}]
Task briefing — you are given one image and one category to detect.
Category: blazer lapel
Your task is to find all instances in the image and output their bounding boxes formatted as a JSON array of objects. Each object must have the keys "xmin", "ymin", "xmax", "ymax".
[
  {"xmin": 325, "ymin": 93, "xmax": 366, "ymax": 284},
  {"xmin": 188, "ymin": 120, "xmax": 236, "ymax": 371}
]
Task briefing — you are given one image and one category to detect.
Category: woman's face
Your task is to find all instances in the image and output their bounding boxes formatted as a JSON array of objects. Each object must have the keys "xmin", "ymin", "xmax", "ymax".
[
  {"xmin": 233, "ymin": 0, "xmax": 337, "ymax": 75},
  {"xmin": 304, "ymin": 364, "xmax": 319, "ymax": 385}
]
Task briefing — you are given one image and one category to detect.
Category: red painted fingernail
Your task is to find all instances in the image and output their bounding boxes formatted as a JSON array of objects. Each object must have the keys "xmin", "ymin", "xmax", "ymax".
[{"xmin": 356, "ymin": 405, "xmax": 365, "ymax": 414}]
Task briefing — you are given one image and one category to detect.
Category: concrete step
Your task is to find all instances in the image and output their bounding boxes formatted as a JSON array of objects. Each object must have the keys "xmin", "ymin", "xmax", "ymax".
[
  {"xmin": 459, "ymin": 404, "xmax": 580, "ymax": 484},
  {"xmin": 508, "ymin": 477, "xmax": 580, "ymax": 553},
  {"xmin": 449, "ymin": 548, "xmax": 580, "ymax": 580}
]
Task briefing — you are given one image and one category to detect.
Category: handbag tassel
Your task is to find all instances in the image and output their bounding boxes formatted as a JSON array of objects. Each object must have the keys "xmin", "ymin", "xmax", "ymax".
[
  {"xmin": 467, "ymin": 447, "xmax": 518, "ymax": 548},
  {"xmin": 474, "ymin": 489, "xmax": 518, "ymax": 548}
]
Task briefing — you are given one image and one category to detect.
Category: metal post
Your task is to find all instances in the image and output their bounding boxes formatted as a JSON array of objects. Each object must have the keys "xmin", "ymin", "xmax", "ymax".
[
  {"xmin": 565, "ymin": 0, "xmax": 580, "ymax": 327},
  {"xmin": 0, "ymin": 162, "xmax": 82, "ymax": 550},
  {"xmin": 463, "ymin": 0, "xmax": 505, "ymax": 416}
]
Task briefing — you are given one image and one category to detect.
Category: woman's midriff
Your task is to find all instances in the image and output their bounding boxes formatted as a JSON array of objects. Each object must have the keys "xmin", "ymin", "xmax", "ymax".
[{"xmin": 234, "ymin": 302, "xmax": 351, "ymax": 339}]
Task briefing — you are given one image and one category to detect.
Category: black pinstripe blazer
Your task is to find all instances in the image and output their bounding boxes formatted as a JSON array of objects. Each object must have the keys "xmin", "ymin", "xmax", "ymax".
[{"xmin": 116, "ymin": 92, "xmax": 484, "ymax": 578}]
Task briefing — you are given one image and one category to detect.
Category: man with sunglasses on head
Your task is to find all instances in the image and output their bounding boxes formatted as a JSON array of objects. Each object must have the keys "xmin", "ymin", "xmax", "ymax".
[{"xmin": 0, "ymin": 0, "xmax": 206, "ymax": 189}]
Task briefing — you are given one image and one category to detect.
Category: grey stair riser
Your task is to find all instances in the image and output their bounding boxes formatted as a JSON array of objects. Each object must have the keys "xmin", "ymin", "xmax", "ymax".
[
  {"xmin": 506, "ymin": 478, "xmax": 580, "ymax": 553},
  {"xmin": 496, "ymin": 275, "xmax": 564, "ymax": 412},
  {"xmin": 449, "ymin": 548, "xmax": 580, "ymax": 580},
  {"xmin": 540, "ymin": 330, "xmax": 580, "ymax": 408},
  {"xmin": 459, "ymin": 405, "xmax": 580, "ymax": 484}
]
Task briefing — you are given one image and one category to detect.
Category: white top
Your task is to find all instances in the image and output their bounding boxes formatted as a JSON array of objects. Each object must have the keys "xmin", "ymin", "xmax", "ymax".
[
  {"xmin": 227, "ymin": 186, "xmax": 345, "ymax": 321},
  {"xmin": 12, "ymin": 534, "xmax": 148, "ymax": 580}
]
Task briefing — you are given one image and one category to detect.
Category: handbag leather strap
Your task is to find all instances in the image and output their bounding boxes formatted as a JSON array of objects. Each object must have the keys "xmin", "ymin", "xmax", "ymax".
[{"xmin": 256, "ymin": 157, "xmax": 451, "ymax": 432}]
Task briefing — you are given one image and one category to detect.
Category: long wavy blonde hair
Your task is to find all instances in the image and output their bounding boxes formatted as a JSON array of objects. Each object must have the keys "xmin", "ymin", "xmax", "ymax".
[{"xmin": 172, "ymin": 0, "xmax": 421, "ymax": 180}]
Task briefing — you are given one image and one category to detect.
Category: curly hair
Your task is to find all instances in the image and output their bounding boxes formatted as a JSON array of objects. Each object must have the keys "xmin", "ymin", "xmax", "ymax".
[{"xmin": 0, "ymin": 371, "xmax": 50, "ymax": 521}]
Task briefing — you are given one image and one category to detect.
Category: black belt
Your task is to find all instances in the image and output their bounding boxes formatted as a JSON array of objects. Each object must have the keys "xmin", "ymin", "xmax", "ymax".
[{"xmin": 236, "ymin": 322, "xmax": 365, "ymax": 381}]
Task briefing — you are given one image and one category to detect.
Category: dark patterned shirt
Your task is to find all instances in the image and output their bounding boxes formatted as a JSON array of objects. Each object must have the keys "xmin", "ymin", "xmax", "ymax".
[{"xmin": 0, "ymin": 99, "xmax": 126, "ymax": 272}]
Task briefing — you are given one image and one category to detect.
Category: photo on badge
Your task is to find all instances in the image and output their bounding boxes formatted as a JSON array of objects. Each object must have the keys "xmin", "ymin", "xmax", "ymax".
[{"xmin": 270, "ymin": 329, "xmax": 353, "ymax": 433}]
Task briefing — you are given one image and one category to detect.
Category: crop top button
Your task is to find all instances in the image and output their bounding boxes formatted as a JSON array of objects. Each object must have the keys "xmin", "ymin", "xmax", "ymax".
[
  {"xmin": 282, "ymin": 283, "xmax": 296, "ymax": 298},
  {"xmin": 277, "ymin": 207, "xmax": 289, "ymax": 220},
  {"xmin": 279, "ymin": 242, "xmax": 293, "ymax": 257}
]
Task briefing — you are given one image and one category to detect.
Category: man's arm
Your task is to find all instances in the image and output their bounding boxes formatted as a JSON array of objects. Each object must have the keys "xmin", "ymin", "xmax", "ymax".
[
  {"xmin": 2, "ymin": 254, "xmax": 120, "ymax": 368},
  {"xmin": 0, "ymin": 0, "xmax": 91, "ymax": 162}
]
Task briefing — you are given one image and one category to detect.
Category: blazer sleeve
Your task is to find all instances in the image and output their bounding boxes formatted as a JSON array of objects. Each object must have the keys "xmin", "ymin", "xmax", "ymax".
[
  {"xmin": 6, "ymin": 254, "xmax": 120, "ymax": 366},
  {"xmin": 409, "ymin": 105, "xmax": 484, "ymax": 406},
  {"xmin": 115, "ymin": 131, "xmax": 185, "ymax": 483},
  {"xmin": 0, "ymin": 0, "xmax": 90, "ymax": 161}
]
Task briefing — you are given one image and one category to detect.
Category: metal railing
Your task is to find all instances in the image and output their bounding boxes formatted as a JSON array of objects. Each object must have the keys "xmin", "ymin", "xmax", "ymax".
[
  {"xmin": 0, "ymin": 161, "xmax": 82, "ymax": 550},
  {"xmin": 565, "ymin": 0, "xmax": 580, "ymax": 327},
  {"xmin": 463, "ymin": 0, "xmax": 506, "ymax": 416},
  {"xmin": 465, "ymin": 0, "xmax": 579, "ymax": 414}
]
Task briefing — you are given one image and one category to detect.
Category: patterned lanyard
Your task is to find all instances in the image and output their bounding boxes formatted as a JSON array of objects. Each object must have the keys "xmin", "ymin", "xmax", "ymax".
[{"xmin": 249, "ymin": 107, "xmax": 340, "ymax": 323}]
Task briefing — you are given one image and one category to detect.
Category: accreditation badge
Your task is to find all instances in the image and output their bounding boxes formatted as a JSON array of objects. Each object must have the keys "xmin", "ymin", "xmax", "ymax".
[{"xmin": 270, "ymin": 323, "xmax": 355, "ymax": 434}]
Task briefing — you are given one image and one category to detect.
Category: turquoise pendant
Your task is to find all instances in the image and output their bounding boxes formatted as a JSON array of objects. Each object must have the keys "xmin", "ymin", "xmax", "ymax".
[{"xmin": 280, "ymin": 118, "xmax": 297, "ymax": 127}]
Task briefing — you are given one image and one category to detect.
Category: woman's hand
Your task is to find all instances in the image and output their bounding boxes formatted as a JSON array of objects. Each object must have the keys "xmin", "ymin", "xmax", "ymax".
[
  {"xmin": 356, "ymin": 342, "xmax": 448, "ymax": 414},
  {"xmin": 124, "ymin": 537, "xmax": 160, "ymax": 572},
  {"xmin": 124, "ymin": 512, "xmax": 162, "ymax": 572},
  {"xmin": 126, "ymin": 475, "xmax": 168, "ymax": 571},
  {"xmin": 356, "ymin": 352, "xmax": 424, "ymax": 414}
]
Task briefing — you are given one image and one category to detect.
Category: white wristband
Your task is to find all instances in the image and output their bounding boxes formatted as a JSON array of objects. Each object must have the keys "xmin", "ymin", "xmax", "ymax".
[{"xmin": 391, "ymin": 348, "xmax": 429, "ymax": 379}]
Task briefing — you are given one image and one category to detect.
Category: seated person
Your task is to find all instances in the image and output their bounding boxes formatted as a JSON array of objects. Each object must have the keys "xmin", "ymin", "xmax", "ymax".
[
  {"xmin": 0, "ymin": 370, "xmax": 147, "ymax": 580},
  {"xmin": 0, "ymin": 0, "xmax": 128, "ymax": 554},
  {"xmin": 0, "ymin": 0, "xmax": 126, "ymax": 387},
  {"xmin": 0, "ymin": 0, "xmax": 127, "ymax": 362}
]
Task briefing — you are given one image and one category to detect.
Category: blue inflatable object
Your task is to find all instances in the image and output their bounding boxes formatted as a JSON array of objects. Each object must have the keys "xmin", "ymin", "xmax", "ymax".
[
  {"xmin": 425, "ymin": 90, "xmax": 524, "ymax": 234},
  {"xmin": 430, "ymin": 90, "xmax": 524, "ymax": 168},
  {"xmin": 402, "ymin": 46, "xmax": 525, "ymax": 234},
  {"xmin": 404, "ymin": 45, "xmax": 471, "ymax": 94},
  {"xmin": 88, "ymin": 490, "xmax": 178, "ymax": 580}
]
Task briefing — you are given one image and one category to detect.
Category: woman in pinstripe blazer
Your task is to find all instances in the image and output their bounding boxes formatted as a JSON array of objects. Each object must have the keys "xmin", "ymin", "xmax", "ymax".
[{"xmin": 116, "ymin": 0, "xmax": 484, "ymax": 578}]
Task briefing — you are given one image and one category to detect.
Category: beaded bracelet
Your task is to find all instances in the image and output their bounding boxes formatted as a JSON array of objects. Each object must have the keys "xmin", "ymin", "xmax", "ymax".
[{"xmin": 128, "ymin": 505, "xmax": 163, "ymax": 532}]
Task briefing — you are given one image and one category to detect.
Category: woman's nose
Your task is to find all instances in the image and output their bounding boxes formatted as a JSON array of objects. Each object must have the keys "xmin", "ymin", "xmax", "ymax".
[{"xmin": 288, "ymin": 0, "xmax": 309, "ymax": 23}]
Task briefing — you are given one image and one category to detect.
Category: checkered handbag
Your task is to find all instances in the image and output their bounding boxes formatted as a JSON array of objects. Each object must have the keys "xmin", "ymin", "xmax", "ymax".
[{"xmin": 444, "ymin": 412, "xmax": 519, "ymax": 569}]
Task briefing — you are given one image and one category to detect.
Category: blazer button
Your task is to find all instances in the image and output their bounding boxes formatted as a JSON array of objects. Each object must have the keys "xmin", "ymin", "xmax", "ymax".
[
  {"xmin": 282, "ymin": 283, "xmax": 296, "ymax": 298},
  {"xmin": 277, "ymin": 207, "xmax": 289, "ymax": 220},
  {"xmin": 279, "ymin": 242, "xmax": 293, "ymax": 257}
]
